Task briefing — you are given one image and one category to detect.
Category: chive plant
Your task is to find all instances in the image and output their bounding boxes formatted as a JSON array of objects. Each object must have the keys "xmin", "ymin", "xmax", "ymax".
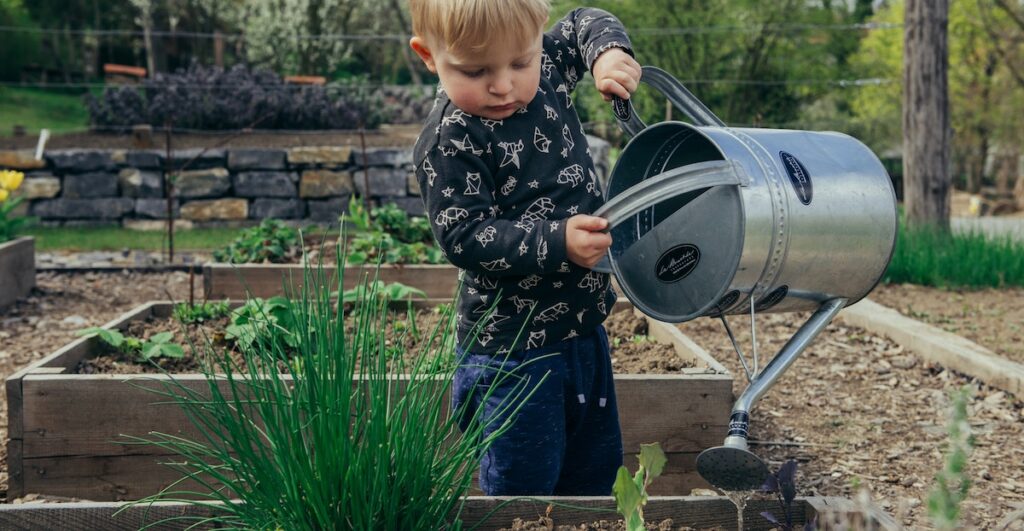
[
  {"xmin": 124, "ymin": 248, "xmax": 538, "ymax": 530},
  {"xmin": 884, "ymin": 221, "xmax": 1024, "ymax": 288}
]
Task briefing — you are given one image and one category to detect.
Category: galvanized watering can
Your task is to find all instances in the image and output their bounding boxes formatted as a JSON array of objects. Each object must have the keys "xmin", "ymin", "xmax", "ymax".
[{"xmin": 592, "ymin": 67, "xmax": 898, "ymax": 491}]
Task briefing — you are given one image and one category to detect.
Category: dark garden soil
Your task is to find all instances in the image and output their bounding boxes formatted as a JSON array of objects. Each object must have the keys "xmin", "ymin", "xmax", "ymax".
[
  {"xmin": 0, "ymin": 126, "xmax": 423, "ymax": 151},
  {"xmin": 73, "ymin": 307, "xmax": 687, "ymax": 375},
  {"xmin": 500, "ymin": 517, "xmax": 719, "ymax": 530},
  {"xmin": 2, "ymin": 272, "xmax": 1023, "ymax": 530}
]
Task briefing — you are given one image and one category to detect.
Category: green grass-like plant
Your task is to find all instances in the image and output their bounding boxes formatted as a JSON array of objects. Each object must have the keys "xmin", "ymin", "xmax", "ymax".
[
  {"xmin": 884, "ymin": 221, "xmax": 1024, "ymax": 288},
  {"xmin": 928, "ymin": 385, "xmax": 975, "ymax": 531},
  {"xmin": 119, "ymin": 252, "xmax": 538, "ymax": 530},
  {"xmin": 172, "ymin": 300, "xmax": 231, "ymax": 324},
  {"xmin": 24, "ymin": 226, "xmax": 243, "ymax": 251}
]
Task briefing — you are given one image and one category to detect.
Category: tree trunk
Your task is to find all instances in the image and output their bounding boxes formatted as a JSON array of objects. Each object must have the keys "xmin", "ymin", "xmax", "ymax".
[
  {"xmin": 388, "ymin": 0, "xmax": 422, "ymax": 85},
  {"xmin": 903, "ymin": 0, "xmax": 951, "ymax": 229}
]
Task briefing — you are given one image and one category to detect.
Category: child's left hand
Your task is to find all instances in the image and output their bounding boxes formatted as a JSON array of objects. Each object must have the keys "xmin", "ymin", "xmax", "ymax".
[{"xmin": 591, "ymin": 48, "xmax": 641, "ymax": 102}]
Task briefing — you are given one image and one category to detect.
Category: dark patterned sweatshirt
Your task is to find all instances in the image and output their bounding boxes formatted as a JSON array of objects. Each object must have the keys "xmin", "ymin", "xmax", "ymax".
[{"xmin": 413, "ymin": 8, "xmax": 632, "ymax": 355}]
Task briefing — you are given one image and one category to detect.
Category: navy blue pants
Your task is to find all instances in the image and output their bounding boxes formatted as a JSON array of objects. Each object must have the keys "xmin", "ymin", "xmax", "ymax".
[{"xmin": 452, "ymin": 326, "xmax": 623, "ymax": 496}]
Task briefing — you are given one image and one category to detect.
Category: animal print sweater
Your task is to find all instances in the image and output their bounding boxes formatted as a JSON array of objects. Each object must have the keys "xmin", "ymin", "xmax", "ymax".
[{"xmin": 413, "ymin": 8, "xmax": 632, "ymax": 354}]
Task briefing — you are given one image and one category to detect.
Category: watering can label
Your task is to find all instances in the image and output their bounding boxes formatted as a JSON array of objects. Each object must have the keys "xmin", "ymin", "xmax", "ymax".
[
  {"xmin": 780, "ymin": 151, "xmax": 813, "ymax": 205},
  {"xmin": 655, "ymin": 244, "xmax": 700, "ymax": 283}
]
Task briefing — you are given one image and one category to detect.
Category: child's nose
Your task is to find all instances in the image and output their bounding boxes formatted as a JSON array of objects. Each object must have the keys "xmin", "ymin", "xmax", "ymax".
[{"xmin": 489, "ymin": 74, "xmax": 513, "ymax": 96}]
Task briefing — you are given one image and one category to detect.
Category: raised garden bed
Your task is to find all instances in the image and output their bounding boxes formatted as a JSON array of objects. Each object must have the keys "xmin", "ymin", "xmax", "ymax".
[
  {"xmin": 0, "ymin": 496, "xmax": 896, "ymax": 530},
  {"xmin": 5, "ymin": 300, "xmax": 732, "ymax": 501},
  {"xmin": 0, "ymin": 237, "xmax": 34, "ymax": 311}
]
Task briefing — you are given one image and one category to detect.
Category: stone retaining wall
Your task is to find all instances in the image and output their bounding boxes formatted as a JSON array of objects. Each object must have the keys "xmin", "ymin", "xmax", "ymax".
[{"xmin": 0, "ymin": 137, "xmax": 610, "ymax": 228}]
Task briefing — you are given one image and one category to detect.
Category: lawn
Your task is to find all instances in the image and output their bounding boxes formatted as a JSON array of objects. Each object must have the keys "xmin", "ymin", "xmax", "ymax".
[
  {"xmin": 25, "ymin": 226, "xmax": 243, "ymax": 252},
  {"xmin": 0, "ymin": 87, "xmax": 90, "ymax": 136}
]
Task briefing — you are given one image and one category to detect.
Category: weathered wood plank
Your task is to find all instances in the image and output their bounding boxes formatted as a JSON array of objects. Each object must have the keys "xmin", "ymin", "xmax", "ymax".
[
  {"xmin": 0, "ymin": 497, "xmax": 887, "ymax": 531},
  {"xmin": 20, "ymin": 374, "xmax": 730, "ymax": 458},
  {"xmin": 841, "ymin": 299, "xmax": 1024, "ymax": 396},
  {"xmin": 0, "ymin": 236, "xmax": 35, "ymax": 311},
  {"xmin": 19, "ymin": 450, "xmax": 704, "ymax": 502},
  {"xmin": 203, "ymin": 263, "xmax": 460, "ymax": 299}
]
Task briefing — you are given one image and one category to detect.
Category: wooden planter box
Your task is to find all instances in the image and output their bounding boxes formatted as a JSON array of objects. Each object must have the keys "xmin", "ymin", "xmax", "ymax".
[
  {"xmin": 5, "ymin": 301, "xmax": 732, "ymax": 501},
  {"xmin": 0, "ymin": 237, "xmax": 34, "ymax": 311},
  {"xmin": 203, "ymin": 262, "xmax": 460, "ymax": 299},
  {"xmin": 0, "ymin": 496, "xmax": 898, "ymax": 530}
]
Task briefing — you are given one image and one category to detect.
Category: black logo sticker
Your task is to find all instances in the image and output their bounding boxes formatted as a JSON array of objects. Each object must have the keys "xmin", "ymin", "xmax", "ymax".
[
  {"xmin": 704, "ymin": 289, "xmax": 741, "ymax": 316},
  {"xmin": 655, "ymin": 244, "xmax": 700, "ymax": 283},
  {"xmin": 780, "ymin": 151, "xmax": 812, "ymax": 205},
  {"xmin": 754, "ymin": 285, "xmax": 788, "ymax": 312}
]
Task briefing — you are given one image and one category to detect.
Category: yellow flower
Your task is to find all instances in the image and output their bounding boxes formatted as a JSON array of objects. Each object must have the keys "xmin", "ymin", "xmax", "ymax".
[
  {"xmin": 0, "ymin": 188, "xmax": 8, "ymax": 202},
  {"xmin": 0, "ymin": 170, "xmax": 25, "ymax": 192}
]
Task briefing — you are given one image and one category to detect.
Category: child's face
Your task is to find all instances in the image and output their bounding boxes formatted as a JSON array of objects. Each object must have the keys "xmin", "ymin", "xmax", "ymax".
[{"xmin": 412, "ymin": 32, "xmax": 544, "ymax": 120}]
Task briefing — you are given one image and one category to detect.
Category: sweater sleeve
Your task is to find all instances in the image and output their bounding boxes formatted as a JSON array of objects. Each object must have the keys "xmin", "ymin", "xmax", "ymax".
[
  {"xmin": 415, "ymin": 108, "xmax": 570, "ymax": 277},
  {"xmin": 543, "ymin": 7, "xmax": 634, "ymax": 94}
]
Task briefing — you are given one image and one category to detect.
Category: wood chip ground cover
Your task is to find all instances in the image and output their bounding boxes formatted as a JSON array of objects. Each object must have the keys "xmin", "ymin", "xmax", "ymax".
[{"xmin": 1, "ymin": 273, "xmax": 1022, "ymax": 530}]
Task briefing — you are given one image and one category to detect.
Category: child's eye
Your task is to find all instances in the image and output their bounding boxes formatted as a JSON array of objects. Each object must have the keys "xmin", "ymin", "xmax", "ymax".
[
  {"xmin": 512, "ymin": 62, "xmax": 529, "ymax": 70},
  {"xmin": 462, "ymin": 69, "xmax": 484, "ymax": 78}
]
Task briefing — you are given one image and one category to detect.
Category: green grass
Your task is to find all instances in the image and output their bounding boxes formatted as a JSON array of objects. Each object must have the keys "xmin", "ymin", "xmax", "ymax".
[
  {"xmin": 0, "ymin": 87, "xmax": 91, "ymax": 136},
  {"xmin": 25, "ymin": 226, "xmax": 243, "ymax": 252},
  {"xmin": 883, "ymin": 220, "xmax": 1024, "ymax": 288}
]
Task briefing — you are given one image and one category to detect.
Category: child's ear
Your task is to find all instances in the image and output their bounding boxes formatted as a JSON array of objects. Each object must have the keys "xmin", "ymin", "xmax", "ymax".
[{"xmin": 410, "ymin": 36, "xmax": 438, "ymax": 73}]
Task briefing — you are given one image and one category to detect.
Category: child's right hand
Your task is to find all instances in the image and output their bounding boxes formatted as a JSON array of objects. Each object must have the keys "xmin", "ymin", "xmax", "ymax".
[{"xmin": 566, "ymin": 215, "xmax": 612, "ymax": 269}]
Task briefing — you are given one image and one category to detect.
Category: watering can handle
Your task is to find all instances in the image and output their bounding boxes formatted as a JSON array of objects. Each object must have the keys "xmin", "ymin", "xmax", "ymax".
[{"xmin": 611, "ymin": 66, "xmax": 726, "ymax": 136}]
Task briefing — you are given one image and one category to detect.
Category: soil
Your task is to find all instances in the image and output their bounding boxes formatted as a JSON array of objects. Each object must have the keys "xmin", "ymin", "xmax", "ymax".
[
  {"xmin": 501, "ymin": 517, "xmax": 712, "ymax": 530},
  {"xmin": 870, "ymin": 282, "xmax": 1024, "ymax": 364},
  {"xmin": 0, "ymin": 126, "xmax": 423, "ymax": 151},
  {"xmin": 73, "ymin": 307, "xmax": 687, "ymax": 375},
  {"xmin": 2, "ymin": 272, "xmax": 1023, "ymax": 529}
]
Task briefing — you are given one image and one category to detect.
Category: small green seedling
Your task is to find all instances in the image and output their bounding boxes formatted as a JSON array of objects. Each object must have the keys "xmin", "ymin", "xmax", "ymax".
[
  {"xmin": 340, "ymin": 281, "xmax": 427, "ymax": 306},
  {"xmin": 76, "ymin": 328, "xmax": 185, "ymax": 363},
  {"xmin": 173, "ymin": 299, "xmax": 231, "ymax": 324},
  {"xmin": 613, "ymin": 442, "xmax": 667, "ymax": 531}
]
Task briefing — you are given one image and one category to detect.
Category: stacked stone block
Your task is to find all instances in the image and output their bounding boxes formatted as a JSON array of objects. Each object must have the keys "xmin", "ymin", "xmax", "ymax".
[{"xmin": 0, "ymin": 136, "xmax": 610, "ymax": 227}]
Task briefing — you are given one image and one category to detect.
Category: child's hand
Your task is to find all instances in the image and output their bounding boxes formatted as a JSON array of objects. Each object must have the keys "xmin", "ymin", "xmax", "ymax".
[
  {"xmin": 591, "ymin": 48, "xmax": 641, "ymax": 102},
  {"xmin": 566, "ymin": 215, "xmax": 612, "ymax": 269}
]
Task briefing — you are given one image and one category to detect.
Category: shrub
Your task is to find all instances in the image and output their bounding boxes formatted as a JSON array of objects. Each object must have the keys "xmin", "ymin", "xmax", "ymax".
[{"xmin": 85, "ymin": 63, "xmax": 386, "ymax": 131}]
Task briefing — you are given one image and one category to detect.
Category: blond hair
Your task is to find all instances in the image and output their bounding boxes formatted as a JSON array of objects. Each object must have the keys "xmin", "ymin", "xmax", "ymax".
[{"xmin": 410, "ymin": 0, "xmax": 550, "ymax": 53}]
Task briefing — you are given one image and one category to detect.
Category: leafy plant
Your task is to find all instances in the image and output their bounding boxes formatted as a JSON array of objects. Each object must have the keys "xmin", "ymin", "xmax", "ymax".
[
  {"xmin": 173, "ymin": 300, "xmax": 231, "ymax": 324},
  {"xmin": 118, "ymin": 256, "xmax": 537, "ymax": 529},
  {"xmin": 212, "ymin": 219, "xmax": 302, "ymax": 264},
  {"xmin": 612, "ymin": 442, "xmax": 667, "ymax": 531},
  {"xmin": 224, "ymin": 296, "xmax": 298, "ymax": 352},
  {"xmin": 0, "ymin": 170, "xmax": 31, "ymax": 243},
  {"xmin": 340, "ymin": 280, "xmax": 427, "ymax": 306},
  {"xmin": 928, "ymin": 385, "xmax": 975, "ymax": 531},
  {"xmin": 346, "ymin": 232, "xmax": 446, "ymax": 265},
  {"xmin": 761, "ymin": 459, "xmax": 816, "ymax": 531},
  {"xmin": 75, "ymin": 327, "xmax": 185, "ymax": 363}
]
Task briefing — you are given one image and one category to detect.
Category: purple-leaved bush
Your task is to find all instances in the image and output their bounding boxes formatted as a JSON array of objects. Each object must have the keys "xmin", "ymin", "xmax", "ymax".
[{"xmin": 85, "ymin": 62, "xmax": 393, "ymax": 131}]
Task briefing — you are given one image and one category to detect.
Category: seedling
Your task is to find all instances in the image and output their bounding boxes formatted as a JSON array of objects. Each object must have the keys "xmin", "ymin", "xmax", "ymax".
[
  {"xmin": 760, "ymin": 459, "xmax": 816, "ymax": 531},
  {"xmin": 612, "ymin": 442, "xmax": 667, "ymax": 531},
  {"xmin": 212, "ymin": 219, "xmax": 302, "ymax": 264},
  {"xmin": 340, "ymin": 281, "xmax": 426, "ymax": 306},
  {"xmin": 173, "ymin": 299, "xmax": 231, "ymax": 324},
  {"xmin": 225, "ymin": 296, "xmax": 298, "ymax": 352},
  {"xmin": 76, "ymin": 328, "xmax": 185, "ymax": 363}
]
